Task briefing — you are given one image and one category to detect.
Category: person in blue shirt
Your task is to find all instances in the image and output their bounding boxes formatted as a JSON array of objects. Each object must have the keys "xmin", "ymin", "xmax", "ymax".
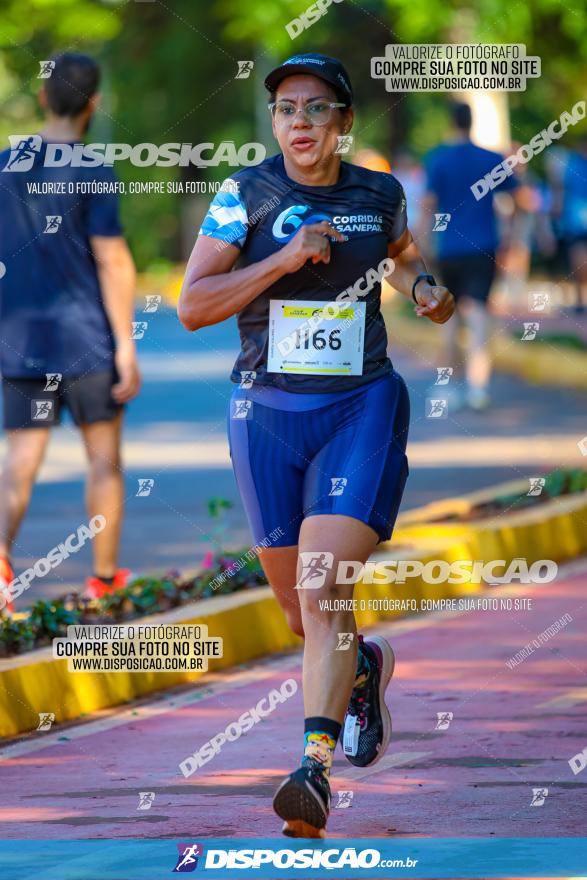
[
  {"xmin": 423, "ymin": 102, "xmax": 520, "ymax": 410},
  {"xmin": 179, "ymin": 53, "xmax": 455, "ymax": 837},
  {"xmin": 0, "ymin": 53, "xmax": 140, "ymax": 609},
  {"xmin": 552, "ymin": 139, "xmax": 587, "ymax": 312}
]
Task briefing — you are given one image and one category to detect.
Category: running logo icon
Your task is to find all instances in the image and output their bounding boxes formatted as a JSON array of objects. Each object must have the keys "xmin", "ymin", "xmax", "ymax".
[
  {"xmin": 435, "ymin": 711, "xmax": 453, "ymax": 730},
  {"xmin": 235, "ymin": 60, "xmax": 254, "ymax": 79},
  {"xmin": 36, "ymin": 712, "xmax": 55, "ymax": 731},
  {"xmin": 44, "ymin": 373, "xmax": 62, "ymax": 391},
  {"xmin": 335, "ymin": 790, "xmax": 354, "ymax": 808},
  {"xmin": 529, "ymin": 292, "xmax": 550, "ymax": 312},
  {"xmin": 137, "ymin": 792, "xmax": 155, "ymax": 811},
  {"xmin": 329, "ymin": 477, "xmax": 347, "ymax": 496},
  {"xmin": 527, "ymin": 477, "xmax": 545, "ymax": 496},
  {"xmin": 44, "ymin": 215, "xmax": 62, "ymax": 234},
  {"xmin": 427, "ymin": 398, "xmax": 448, "ymax": 419},
  {"xmin": 32, "ymin": 400, "xmax": 54, "ymax": 421},
  {"xmin": 239, "ymin": 371, "xmax": 256, "ymax": 389},
  {"xmin": 435, "ymin": 367, "xmax": 453, "ymax": 385},
  {"xmin": 334, "ymin": 135, "xmax": 354, "ymax": 155},
  {"xmin": 530, "ymin": 787, "xmax": 548, "ymax": 806},
  {"xmin": 433, "ymin": 213, "xmax": 451, "ymax": 231},
  {"xmin": 38, "ymin": 60, "xmax": 55, "ymax": 78},
  {"xmin": 136, "ymin": 478, "xmax": 155, "ymax": 497},
  {"xmin": 3, "ymin": 135, "xmax": 42, "ymax": 172},
  {"xmin": 131, "ymin": 321, "xmax": 148, "ymax": 339},
  {"xmin": 296, "ymin": 551, "xmax": 334, "ymax": 589},
  {"xmin": 173, "ymin": 843, "xmax": 203, "ymax": 872},
  {"xmin": 336, "ymin": 632, "xmax": 354, "ymax": 651},
  {"xmin": 521, "ymin": 322, "xmax": 539, "ymax": 341},
  {"xmin": 231, "ymin": 399, "xmax": 252, "ymax": 419},
  {"xmin": 143, "ymin": 294, "xmax": 162, "ymax": 313}
]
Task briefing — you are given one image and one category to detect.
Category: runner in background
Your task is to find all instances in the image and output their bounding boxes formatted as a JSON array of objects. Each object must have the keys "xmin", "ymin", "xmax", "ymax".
[
  {"xmin": 355, "ymin": 149, "xmax": 426, "ymax": 304},
  {"xmin": 494, "ymin": 143, "xmax": 543, "ymax": 312},
  {"xmin": 391, "ymin": 150, "xmax": 426, "ymax": 235},
  {"xmin": 0, "ymin": 52, "xmax": 140, "ymax": 611},
  {"xmin": 549, "ymin": 137, "xmax": 587, "ymax": 313},
  {"xmin": 421, "ymin": 102, "xmax": 532, "ymax": 411}
]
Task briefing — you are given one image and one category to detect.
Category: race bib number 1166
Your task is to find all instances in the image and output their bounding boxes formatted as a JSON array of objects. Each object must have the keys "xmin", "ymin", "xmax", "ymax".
[{"xmin": 267, "ymin": 299, "xmax": 365, "ymax": 376}]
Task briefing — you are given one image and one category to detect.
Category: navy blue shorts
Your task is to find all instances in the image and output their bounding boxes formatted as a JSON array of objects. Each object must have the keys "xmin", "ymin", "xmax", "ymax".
[
  {"xmin": 227, "ymin": 371, "xmax": 410, "ymax": 547},
  {"xmin": 2, "ymin": 370, "xmax": 121, "ymax": 430},
  {"xmin": 437, "ymin": 253, "xmax": 496, "ymax": 303}
]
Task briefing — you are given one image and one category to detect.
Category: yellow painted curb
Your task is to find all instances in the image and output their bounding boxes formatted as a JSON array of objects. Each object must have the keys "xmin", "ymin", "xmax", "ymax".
[
  {"xmin": 0, "ymin": 589, "xmax": 299, "ymax": 739},
  {"xmin": 1, "ymin": 487, "xmax": 586, "ymax": 738},
  {"xmin": 392, "ymin": 485, "xmax": 587, "ymax": 565},
  {"xmin": 354, "ymin": 490, "xmax": 587, "ymax": 628}
]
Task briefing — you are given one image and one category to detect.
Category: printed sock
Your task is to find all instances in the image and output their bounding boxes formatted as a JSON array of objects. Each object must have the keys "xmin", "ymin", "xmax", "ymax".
[{"xmin": 303, "ymin": 716, "xmax": 341, "ymax": 776}]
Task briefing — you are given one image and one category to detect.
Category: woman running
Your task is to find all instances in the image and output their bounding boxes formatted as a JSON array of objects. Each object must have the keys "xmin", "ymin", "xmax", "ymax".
[{"xmin": 179, "ymin": 52, "xmax": 455, "ymax": 838}]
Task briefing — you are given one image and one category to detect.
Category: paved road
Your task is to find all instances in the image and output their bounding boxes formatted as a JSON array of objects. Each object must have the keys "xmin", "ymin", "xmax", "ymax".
[
  {"xmin": 2, "ymin": 303, "xmax": 587, "ymax": 603},
  {"xmin": 1, "ymin": 559, "xmax": 585, "ymax": 842}
]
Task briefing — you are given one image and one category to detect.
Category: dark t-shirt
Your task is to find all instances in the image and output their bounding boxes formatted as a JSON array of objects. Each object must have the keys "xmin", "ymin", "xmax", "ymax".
[
  {"xmin": 561, "ymin": 150, "xmax": 587, "ymax": 239},
  {"xmin": 199, "ymin": 154, "xmax": 407, "ymax": 393},
  {"xmin": 425, "ymin": 141, "xmax": 517, "ymax": 258},
  {"xmin": 0, "ymin": 138, "xmax": 122, "ymax": 378}
]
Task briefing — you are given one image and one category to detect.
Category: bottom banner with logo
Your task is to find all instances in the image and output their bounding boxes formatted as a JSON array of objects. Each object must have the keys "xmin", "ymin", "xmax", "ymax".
[{"xmin": 0, "ymin": 837, "xmax": 586, "ymax": 879}]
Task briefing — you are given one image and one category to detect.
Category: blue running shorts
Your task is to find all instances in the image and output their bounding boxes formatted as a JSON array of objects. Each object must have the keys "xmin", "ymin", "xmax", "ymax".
[{"xmin": 227, "ymin": 371, "xmax": 410, "ymax": 547}]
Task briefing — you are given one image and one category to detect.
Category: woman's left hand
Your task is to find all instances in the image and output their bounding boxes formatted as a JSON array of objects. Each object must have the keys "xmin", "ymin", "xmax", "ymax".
[{"xmin": 414, "ymin": 284, "xmax": 455, "ymax": 324}]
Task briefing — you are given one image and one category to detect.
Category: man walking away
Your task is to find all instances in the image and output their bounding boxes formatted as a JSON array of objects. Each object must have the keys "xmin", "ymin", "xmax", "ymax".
[
  {"xmin": 422, "ymin": 102, "xmax": 531, "ymax": 410},
  {"xmin": 0, "ymin": 52, "xmax": 140, "ymax": 610}
]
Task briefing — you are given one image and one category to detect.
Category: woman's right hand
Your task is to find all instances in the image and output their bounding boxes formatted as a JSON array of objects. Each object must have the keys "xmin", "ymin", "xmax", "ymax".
[{"xmin": 281, "ymin": 221, "xmax": 345, "ymax": 273}]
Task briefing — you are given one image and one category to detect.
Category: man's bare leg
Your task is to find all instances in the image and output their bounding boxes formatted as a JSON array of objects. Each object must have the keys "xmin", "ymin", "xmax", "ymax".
[
  {"xmin": 0, "ymin": 428, "xmax": 51, "ymax": 559},
  {"xmin": 80, "ymin": 412, "xmax": 124, "ymax": 579}
]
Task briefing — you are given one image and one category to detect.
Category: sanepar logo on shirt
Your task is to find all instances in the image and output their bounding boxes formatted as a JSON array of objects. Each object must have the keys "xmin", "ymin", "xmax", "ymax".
[
  {"xmin": 272, "ymin": 204, "xmax": 384, "ymax": 241},
  {"xmin": 2, "ymin": 138, "xmax": 266, "ymax": 170},
  {"xmin": 272, "ymin": 205, "xmax": 331, "ymax": 241}
]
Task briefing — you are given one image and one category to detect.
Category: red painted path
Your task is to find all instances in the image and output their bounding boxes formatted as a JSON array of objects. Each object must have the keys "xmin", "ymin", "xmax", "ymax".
[{"xmin": 1, "ymin": 561, "xmax": 586, "ymax": 841}]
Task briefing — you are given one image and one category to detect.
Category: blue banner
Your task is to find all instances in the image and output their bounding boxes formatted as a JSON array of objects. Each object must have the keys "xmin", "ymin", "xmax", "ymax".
[{"xmin": 1, "ymin": 838, "xmax": 586, "ymax": 879}]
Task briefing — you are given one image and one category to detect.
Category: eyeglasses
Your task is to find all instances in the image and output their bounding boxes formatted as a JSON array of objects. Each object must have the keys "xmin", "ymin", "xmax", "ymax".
[{"xmin": 268, "ymin": 100, "xmax": 347, "ymax": 126}]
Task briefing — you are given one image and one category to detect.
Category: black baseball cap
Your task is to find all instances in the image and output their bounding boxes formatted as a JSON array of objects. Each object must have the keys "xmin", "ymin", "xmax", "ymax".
[{"xmin": 264, "ymin": 53, "xmax": 353, "ymax": 105}]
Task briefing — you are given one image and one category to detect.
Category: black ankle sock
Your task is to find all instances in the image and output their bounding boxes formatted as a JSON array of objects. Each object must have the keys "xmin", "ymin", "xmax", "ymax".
[
  {"xmin": 304, "ymin": 716, "xmax": 342, "ymax": 740},
  {"xmin": 94, "ymin": 574, "xmax": 114, "ymax": 585}
]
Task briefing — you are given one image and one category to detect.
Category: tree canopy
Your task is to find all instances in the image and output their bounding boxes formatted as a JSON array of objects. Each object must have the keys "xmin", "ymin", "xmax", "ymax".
[{"xmin": 0, "ymin": 0, "xmax": 584, "ymax": 266}]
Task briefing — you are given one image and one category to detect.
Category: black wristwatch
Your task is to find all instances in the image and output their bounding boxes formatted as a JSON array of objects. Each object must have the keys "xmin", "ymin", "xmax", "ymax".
[{"xmin": 412, "ymin": 273, "xmax": 436, "ymax": 304}]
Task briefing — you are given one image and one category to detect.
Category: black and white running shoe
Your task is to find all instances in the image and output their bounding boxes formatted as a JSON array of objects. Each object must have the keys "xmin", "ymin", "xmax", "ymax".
[
  {"xmin": 341, "ymin": 634, "xmax": 395, "ymax": 767},
  {"xmin": 273, "ymin": 756, "xmax": 331, "ymax": 838}
]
